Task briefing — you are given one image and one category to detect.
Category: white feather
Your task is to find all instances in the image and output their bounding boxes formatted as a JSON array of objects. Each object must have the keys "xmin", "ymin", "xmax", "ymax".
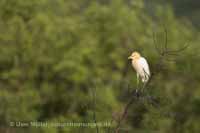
[{"xmin": 132, "ymin": 57, "xmax": 150, "ymax": 83}]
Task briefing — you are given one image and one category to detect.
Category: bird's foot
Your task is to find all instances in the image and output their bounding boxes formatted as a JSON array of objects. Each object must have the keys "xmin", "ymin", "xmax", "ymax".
[{"xmin": 135, "ymin": 89, "xmax": 140, "ymax": 98}]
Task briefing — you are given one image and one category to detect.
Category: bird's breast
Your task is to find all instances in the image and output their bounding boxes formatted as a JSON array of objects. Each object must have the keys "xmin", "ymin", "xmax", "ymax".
[
  {"xmin": 131, "ymin": 60, "xmax": 146, "ymax": 75},
  {"xmin": 131, "ymin": 60, "xmax": 140, "ymax": 71}
]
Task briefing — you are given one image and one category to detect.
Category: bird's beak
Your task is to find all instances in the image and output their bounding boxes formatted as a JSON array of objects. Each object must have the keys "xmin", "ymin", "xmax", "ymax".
[{"xmin": 128, "ymin": 56, "xmax": 132, "ymax": 59}]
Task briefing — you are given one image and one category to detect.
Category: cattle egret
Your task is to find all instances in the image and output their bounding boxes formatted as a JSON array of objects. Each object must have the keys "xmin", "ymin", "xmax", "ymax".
[{"xmin": 128, "ymin": 51, "xmax": 150, "ymax": 85}]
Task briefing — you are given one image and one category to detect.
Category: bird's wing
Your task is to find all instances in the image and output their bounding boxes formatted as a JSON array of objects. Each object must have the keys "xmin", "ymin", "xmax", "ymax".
[{"xmin": 138, "ymin": 57, "xmax": 150, "ymax": 76}]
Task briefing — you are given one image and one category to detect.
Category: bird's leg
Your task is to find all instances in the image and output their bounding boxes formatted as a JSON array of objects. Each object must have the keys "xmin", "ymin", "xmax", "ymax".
[
  {"xmin": 136, "ymin": 73, "xmax": 139, "ymax": 93},
  {"xmin": 141, "ymin": 69, "xmax": 149, "ymax": 93},
  {"xmin": 141, "ymin": 82, "xmax": 146, "ymax": 93}
]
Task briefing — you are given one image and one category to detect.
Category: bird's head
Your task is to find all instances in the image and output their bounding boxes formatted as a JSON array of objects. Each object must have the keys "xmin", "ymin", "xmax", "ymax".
[{"xmin": 128, "ymin": 51, "xmax": 141, "ymax": 60}]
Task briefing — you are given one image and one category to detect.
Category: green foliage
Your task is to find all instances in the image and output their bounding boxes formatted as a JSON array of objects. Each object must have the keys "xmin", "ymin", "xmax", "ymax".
[{"xmin": 0, "ymin": 0, "xmax": 199, "ymax": 133}]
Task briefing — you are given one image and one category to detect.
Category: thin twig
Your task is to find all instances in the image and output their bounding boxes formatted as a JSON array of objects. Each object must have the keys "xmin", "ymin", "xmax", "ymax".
[
  {"xmin": 165, "ymin": 43, "xmax": 190, "ymax": 54},
  {"xmin": 153, "ymin": 32, "xmax": 161, "ymax": 55},
  {"xmin": 164, "ymin": 27, "xmax": 168, "ymax": 52},
  {"xmin": 90, "ymin": 87, "xmax": 99, "ymax": 133}
]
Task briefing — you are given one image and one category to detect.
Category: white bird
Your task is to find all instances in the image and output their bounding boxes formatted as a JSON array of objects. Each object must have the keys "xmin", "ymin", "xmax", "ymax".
[{"xmin": 128, "ymin": 51, "xmax": 150, "ymax": 84}]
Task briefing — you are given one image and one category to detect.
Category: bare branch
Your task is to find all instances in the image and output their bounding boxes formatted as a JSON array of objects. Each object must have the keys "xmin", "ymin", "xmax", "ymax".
[
  {"xmin": 114, "ymin": 84, "xmax": 159, "ymax": 133},
  {"xmin": 153, "ymin": 32, "xmax": 162, "ymax": 55},
  {"xmin": 165, "ymin": 43, "xmax": 190, "ymax": 54},
  {"xmin": 114, "ymin": 89, "xmax": 138, "ymax": 133}
]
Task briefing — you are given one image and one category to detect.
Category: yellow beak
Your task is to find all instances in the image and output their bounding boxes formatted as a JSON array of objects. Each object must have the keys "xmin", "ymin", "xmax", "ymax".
[{"xmin": 128, "ymin": 56, "xmax": 132, "ymax": 59}]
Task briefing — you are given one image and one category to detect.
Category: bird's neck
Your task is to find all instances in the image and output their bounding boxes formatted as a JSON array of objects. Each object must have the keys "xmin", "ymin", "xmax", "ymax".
[{"xmin": 133, "ymin": 56, "xmax": 141, "ymax": 61}]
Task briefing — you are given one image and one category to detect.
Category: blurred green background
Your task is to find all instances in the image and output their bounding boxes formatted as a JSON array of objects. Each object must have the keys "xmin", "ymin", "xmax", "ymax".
[{"xmin": 0, "ymin": 0, "xmax": 199, "ymax": 133}]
